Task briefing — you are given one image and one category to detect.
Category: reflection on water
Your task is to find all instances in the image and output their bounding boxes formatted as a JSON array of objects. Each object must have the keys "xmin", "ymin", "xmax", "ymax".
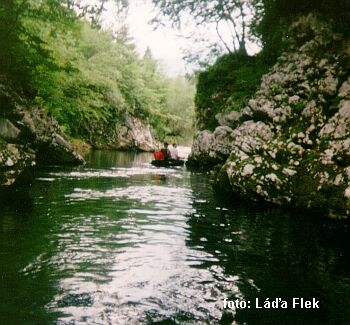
[{"xmin": 0, "ymin": 150, "xmax": 349, "ymax": 324}]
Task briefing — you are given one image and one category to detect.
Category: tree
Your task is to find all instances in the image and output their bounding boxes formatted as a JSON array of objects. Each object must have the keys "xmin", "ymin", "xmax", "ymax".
[
  {"xmin": 163, "ymin": 76, "xmax": 195, "ymax": 143},
  {"xmin": 0, "ymin": 0, "xmax": 121, "ymax": 93},
  {"xmin": 67, "ymin": 0, "xmax": 129, "ymax": 29},
  {"xmin": 0, "ymin": 0, "xmax": 76, "ymax": 92},
  {"xmin": 151, "ymin": 0, "xmax": 255, "ymax": 57}
]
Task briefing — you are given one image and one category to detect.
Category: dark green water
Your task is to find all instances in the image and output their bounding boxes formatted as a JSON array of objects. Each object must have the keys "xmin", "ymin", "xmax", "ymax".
[{"xmin": 0, "ymin": 150, "xmax": 349, "ymax": 324}]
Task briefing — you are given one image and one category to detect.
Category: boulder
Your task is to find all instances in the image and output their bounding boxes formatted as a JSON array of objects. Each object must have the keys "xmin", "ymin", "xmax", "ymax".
[
  {"xmin": 187, "ymin": 130, "xmax": 221, "ymax": 168},
  {"xmin": 15, "ymin": 105, "xmax": 84, "ymax": 165},
  {"xmin": 0, "ymin": 142, "xmax": 35, "ymax": 186}
]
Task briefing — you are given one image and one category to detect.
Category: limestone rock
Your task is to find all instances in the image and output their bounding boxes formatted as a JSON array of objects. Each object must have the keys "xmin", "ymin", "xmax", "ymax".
[
  {"xmin": 0, "ymin": 142, "xmax": 35, "ymax": 186},
  {"xmin": 92, "ymin": 113, "xmax": 157, "ymax": 152},
  {"xmin": 0, "ymin": 118, "xmax": 20, "ymax": 140},
  {"xmin": 0, "ymin": 84, "xmax": 84, "ymax": 187},
  {"xmin": 215, "ymin": 111, "xmax": 242, "ymax": 128},
  {"xmin": 121, "ymin": 114, "xmax": 156, "ymax": 151},
  {"xmin": 189, "ymin": 14, "xmax": 350, "ymax": 218},
  {"xmin": 187, "ymin": 130, "xmax": 221, "ymax": 168}
]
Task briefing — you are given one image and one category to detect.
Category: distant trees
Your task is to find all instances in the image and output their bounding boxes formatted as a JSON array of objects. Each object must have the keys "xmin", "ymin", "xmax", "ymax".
[{"xmin": 161, "ymin": 76, "xmax": 195, "ymax": 143}]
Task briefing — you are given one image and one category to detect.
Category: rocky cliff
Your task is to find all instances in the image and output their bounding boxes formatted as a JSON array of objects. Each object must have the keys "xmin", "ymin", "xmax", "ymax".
[
  {"xmin": 91, "ymin": 112, "xmax": 158, "ymax": 151},
  {"xmin": 188, "ymin": 15, "xmax": 350, "ymax": 218},
  {"xmin": 0, "ymin": 83, "xmax": 84, "ymax": 187}
]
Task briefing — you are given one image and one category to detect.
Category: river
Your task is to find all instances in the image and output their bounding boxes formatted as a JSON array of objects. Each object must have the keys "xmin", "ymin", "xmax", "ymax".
[{"xmin": 0, "ymin": 150, "xmax": 349, "ymax": 324}]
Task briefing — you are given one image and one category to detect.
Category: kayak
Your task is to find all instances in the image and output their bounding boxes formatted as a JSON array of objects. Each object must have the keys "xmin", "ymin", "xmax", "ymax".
[{"xmin": 151, "ymin": 159, "xmax": 185, "ymax": 167}]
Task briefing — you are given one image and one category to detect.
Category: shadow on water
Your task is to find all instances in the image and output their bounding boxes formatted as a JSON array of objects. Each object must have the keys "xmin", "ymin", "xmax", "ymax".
[
  {"xmin": 187, "ymin": 173, "xmax": 350, "ymax": 325},
  {"xmin": 0, "ymin": 187, "xmax": 33, "ymax": 215},
  {"xmin": 0, "ymin": 187, "xmax": 61, "ymax": 324}
]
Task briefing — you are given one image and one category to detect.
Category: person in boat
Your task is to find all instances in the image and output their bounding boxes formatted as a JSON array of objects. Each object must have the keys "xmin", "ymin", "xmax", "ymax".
[
  {"xmin": 154, "ymin": 142, "xmax": 171, "ymax": 160},
  {"xmin": 154, "ymin": 149, "xmax": 164, "ymax": 160},
  {"xmin": 170, "ymin": 143, "xmax": 179, "ymax": 160},
  {"xmin": 161, "ymin": 142, "xmax": 172, "ymax": 160}
]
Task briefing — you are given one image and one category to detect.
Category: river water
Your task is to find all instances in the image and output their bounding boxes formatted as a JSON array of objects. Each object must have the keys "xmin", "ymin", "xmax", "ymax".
[{"xmin": 0, "ymin": 150, "xmax": 349, "ymax": 324}]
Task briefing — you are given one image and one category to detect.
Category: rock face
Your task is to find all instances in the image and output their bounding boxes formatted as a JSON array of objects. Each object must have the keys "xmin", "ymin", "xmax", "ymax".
[
  {"xmin": 116, "ymin": 113, "xmax": 156, "ymax": 151},
  {"xmin": 188, "ymin": 15, "xmax": 350, "ymax": 218},
  {"xmin": 0, "ymin": 84, "xmax": 84, "ymax": 186},
  {"xmin": 89, "ymin": 112, "xmax": 157, "ymax": 151}
]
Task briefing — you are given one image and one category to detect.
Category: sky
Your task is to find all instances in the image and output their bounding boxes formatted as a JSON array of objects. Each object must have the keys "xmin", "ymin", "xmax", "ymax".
[
  {"xmin": 103, "ymin": 0, "xmax": 261, "ymax": 76},
  {"xmin": 126, "ymin": 0, "xmax": 192, "ymax": 76}
]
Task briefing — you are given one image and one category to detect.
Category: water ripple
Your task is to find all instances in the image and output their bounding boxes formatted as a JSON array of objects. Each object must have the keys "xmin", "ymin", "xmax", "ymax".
[{"xmin": 27, "ymin": 166, "xmax": 239, "ymax": 323}]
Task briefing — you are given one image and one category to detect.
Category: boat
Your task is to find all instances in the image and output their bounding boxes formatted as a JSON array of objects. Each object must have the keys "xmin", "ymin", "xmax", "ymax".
[{"xmin": 151, "ymin": 159, "xmax": 185, "ymax": 167}]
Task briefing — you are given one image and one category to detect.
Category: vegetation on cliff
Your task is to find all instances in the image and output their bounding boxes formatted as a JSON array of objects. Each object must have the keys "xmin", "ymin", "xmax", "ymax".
[
  {"xmin": 195, "ymin": 53, "xmax": 269, "ymax": 131},
  {"xmin": 151, "ymin": 0, "xmax": 350, "ymax": 134},
  {"xmin": 254, "ymin": 0, "xmax": 350, "ymax": 60},
  {"xmin": 0, "ymin": 0, "xmax": 195, "ymax": 148}
]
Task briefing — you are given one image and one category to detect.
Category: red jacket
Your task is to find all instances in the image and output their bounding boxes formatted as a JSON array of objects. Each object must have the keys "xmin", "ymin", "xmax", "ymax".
[{"xmin": 154, "ymin": 151, "xmax": 164, "ymax": 160}]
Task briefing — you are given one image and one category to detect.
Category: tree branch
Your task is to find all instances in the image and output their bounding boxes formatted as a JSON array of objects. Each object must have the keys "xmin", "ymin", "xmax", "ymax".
[{"xmin": 215, "ymin": 20, "xmax": 233, "ymax": 53}]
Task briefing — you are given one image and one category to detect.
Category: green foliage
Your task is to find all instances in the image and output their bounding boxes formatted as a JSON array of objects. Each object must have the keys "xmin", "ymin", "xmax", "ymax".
[
  {"xmin": 0, "ymin": 0, "xmax": 76, "ymax": 92},
  {"xmin": 37, "ymin": 23, "xmax": 173, "ymax": 143},
  {"xmin": 0, "ymin": 0, "xmax": 195, "ymax": 146},
  {"xmin": 195, "ymin": 52, "xmax": 270, "ymax": 131}
]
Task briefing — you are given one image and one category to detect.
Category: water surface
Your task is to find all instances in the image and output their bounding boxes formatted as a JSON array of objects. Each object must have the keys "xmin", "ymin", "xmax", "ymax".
[{"xmin": 0, "ymin": 150, "xmax": 349, "ymax": 324}]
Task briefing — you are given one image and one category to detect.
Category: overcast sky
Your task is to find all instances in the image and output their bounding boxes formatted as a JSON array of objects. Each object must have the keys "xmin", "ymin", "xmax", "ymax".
[{"xmin": 126, "ymin": 0, "xmax": 197, "ymax": 75}]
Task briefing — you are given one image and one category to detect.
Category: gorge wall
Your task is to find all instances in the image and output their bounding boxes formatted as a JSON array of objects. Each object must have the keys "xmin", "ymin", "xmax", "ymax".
[
  {"xmin": 89, "ymin": 112, "xmax": 157, "ymax": 152},
  {"xmin": 188, "ymin": 15, "xmax": 350, "ymax": 219}
]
